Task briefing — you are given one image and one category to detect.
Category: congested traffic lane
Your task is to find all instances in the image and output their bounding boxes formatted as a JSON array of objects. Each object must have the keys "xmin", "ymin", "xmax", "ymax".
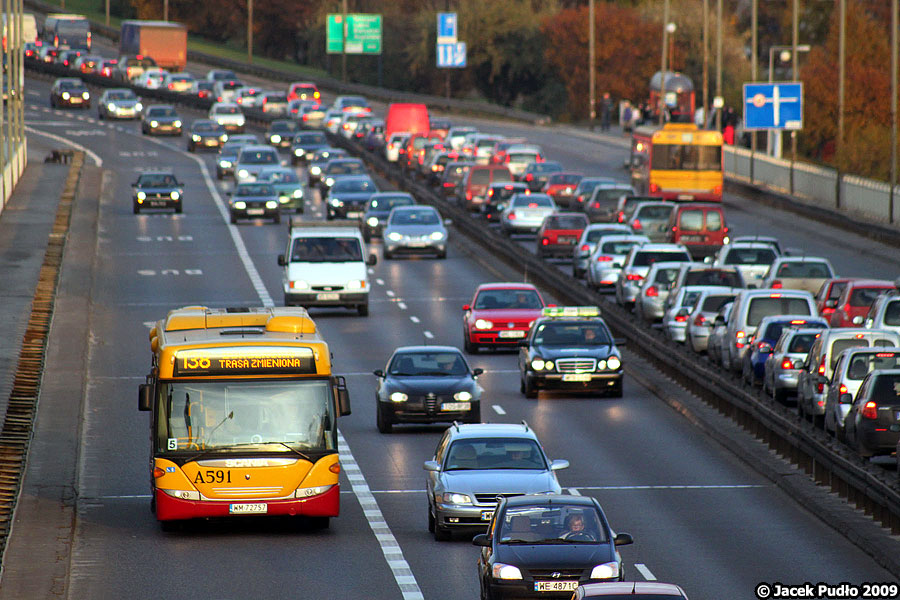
[{"xmin": 16, "ymin": 74, "xmax": 896, "ymax": 599}]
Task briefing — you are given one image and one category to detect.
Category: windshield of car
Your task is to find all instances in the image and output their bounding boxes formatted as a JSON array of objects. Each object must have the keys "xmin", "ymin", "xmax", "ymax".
[
  {"xmin": 444, "ymin": 438, "xmax": 545, "ymax": 471},
  {"xmin": 260, "ymin": 170, "xmax": 299, "ymax": 183},
  {"xmin": 193, "ymin": 122, "xmax": 221, "ymax": 133},
  {"xmin": 761, "ymin": 321, "xmax": 821, "ymax": 343},
  {"xmin": 533, "ymin": 322, "xmax": 611, "ymax": 346},
  {"xmin": 147, "ymin": 107, "xmax": 177, "ymax": 117},
  {"xmin": 652, "ymin": 267, "xmax": 680, "ymax": 287},
  {"xmin": 239, "ymin": 150, "xmax": 278, "ymax": 165},
  {"xmin": 332, "ymin": 179, "xmax": 375, "ymax": 193},
  {"xmin": 214, "ymin": 105, "xmax": 240, "ymax": 115},
  {"xmin": 531, "ymin": 162, "xmax": 561, "ymax": 173},
  {"xmin": 549, "ymin": 173, "xmax": 582, "ymax": 185},
  {"xmin": 138, "ymin": 174, "xmax": 176, "ymax": 187},
  {"xmin": 701, "ymin": 294, "xmax": 736, "ymax": 312},
  {"xmin": 390, "ymin": 209, "xmax": 439, "ymax": 225},
  {"xmin": 584, "ymin": 228, "xmax": 627, "ymax": 243},
  {"xmin": 633, "ymin": 251, "xmax": 691, "ymax": 267},
  {"xmin": 289, "ymin": 237, "xmax": 363, "ymax": 263},
  {"xmin": 725, "ymin": 247, "xmax": 777, "ymax": 265},
  {"xmin": 594, "ymin": 188, "xmax": 632, "ymax": 205},
  {"xmin": 684, "ymin": 270, "xmax": 742, "ymax": 287},
  {"xmin": 787, "ymin": 333, "xmax": 817, "ymax": 354},
  {"xmin": 846, "ymin": 352, "xmax": 900, "ymax": 380},
  {"xmin": 108, "ymin": 90, "xmax": 135, "ymax": 100},
  {"xmin": 600, "ymin": 240, "xmax": 641, "ymax": 255},
  {"xmin": 388, "ymin": 351, "xmax": 467, "ymax": 377},
  {"xmin": 545, "ymin": 215, "xmax": 588, "ymax": 229},
  {"xmin": 747, "ymin": 298, "xmax": 812, "ymax": 327},
  {"xmin": 509, "ymin": 152, "xmax": 540, "ymax": 163},
  {"xmin": 235, "ymin": 184, "xmax": 274, "ymax": 196},
  {"xmin": 298, "ymin": 132, "xmax": 327, "ymax": 145},
  {"xmin": 313, "ymin": 150, "xmax": 345, "ymax": 162},
  {"xmin": 271, "ymin": 121, "xmax": 298, "ymax": 132},
  {"xmin": 636, "ymin": 205, "xmax": 674, "ymax": 220},
  {"xmin": 212, "ymin": 70, "xmax": 237, "ymax": 81},
  {"xmin": 326, "ymin": 161, "xmax": 365, "ymax": 174},
  {"xmin": 369, "ymin": 195, "xmax": 413, "ymax": 211},
  {"xmin": 498, "ymin": 506, "xmax": 607, "ymax": 544},
  {"xmin": 776, "ymin": 261, "xmax": 832, "ymax": 278},
  {"xmin": 512, "ymin": 195, "xmax": 553, "ymax": 208},
  {"xmin": 58, "ymin": 80, "xmax": 83, "ymax": 90},
  {"xmin": 474, "ymin": 290, "xmax": 542, "ymax": 310}
]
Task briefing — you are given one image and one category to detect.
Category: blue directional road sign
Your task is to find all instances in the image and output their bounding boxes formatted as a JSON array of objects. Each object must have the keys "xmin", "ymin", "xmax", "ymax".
[
  {"xmin": 437, "ymin": 42, "xmax": 466, "ymax": 68},
  {"xmin": 437, "ymin": 13, "xmax": 457, "ymax": 44},
  {"xmin": 743, "ymin": 82, "xmax": 803, "ymax": 130}
]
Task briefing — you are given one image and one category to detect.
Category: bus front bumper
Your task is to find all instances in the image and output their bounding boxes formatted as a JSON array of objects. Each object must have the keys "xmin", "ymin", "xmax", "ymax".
[{"xmin": 155, "ymin": 484, "xmax": 340, "ymax": 521}]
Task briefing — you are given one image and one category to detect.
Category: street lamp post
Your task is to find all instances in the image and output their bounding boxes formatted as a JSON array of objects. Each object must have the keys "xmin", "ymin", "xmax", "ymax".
[
  {"xmin": 659, "ymin": 0, "xmax": 670, "ymax": 126},
  {"xmin": 589, "ymin": 0, "xmax": 595, "ymax": 130}
]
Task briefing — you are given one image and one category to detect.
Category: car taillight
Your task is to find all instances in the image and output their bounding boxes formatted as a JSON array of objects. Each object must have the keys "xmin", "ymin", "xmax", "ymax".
[
  {"xmin": 53, "ymin": 35, "xmax": 58, "ymax": 46},
  {"xmin": 541, "ymin": 238, "xmax": 550, "ymax": 246},
  {"xmin": 580, "ymin": 244, "xmax": 590, "ymax": 252},
  {"xmin": 818, "ymin": 357, "xmax": 826, "ymax": 376},
  {"xmin": 839, "ymin": 383, "xmax": 848, "ymax": 394},
  {"xmin": 675, "ymin": 314, "xmax": 687, "ymax": 322},
  {"xmin": 781, "ymin": 358, "xmax": 794, "ymax": 370},
  {"xmin": 617, "ymin": 213, "xmax": 625, "ymax": 223},
  {"xmin": 861, "ymin": 401, "xmax": 878, "ymax": 420},
  {"xmin": 596, "ymin": 255, "xmax": 613, "ymax": 262},
  {"xmin": 577, "ymin": 195, "xmax": 584, "ymax": 204},
  {"xmin": 168, "ymin": 83, "xmax": 175, "ymax": 89},
  {"xmin": 466, "ymin": 191, "xmax": 473, "ymax": 200},
  {"xmin": 592, "ymin": 202, "xmax": 601, "ymax": 209},
  {"xmin": 771, "ymin": 280, "xmax": 783, "ymax": 289},
  {"xmin": 632, "ymin": 218, "xmax": 642, "ymax": 230},
  {"xmin": 508, "ymin": 213, "xmax": 517, "ymax": 220},
  {"xmin": 735, "ymin": 330, "xmax": 745, "ymax": 349},
  {"xmin": 694, "ymin": 314, "xmax": 707, "ymax": 327},
  {"xmin": 757, "ymin": 342, "xmax": 772, "ymax": 352},
  {"xmin": 645, "ymin": 286, "xmax": 658, "ymax": 297},
  {"xmin": 302, "ymin": 114, "xmax": 309, "ymax": 121},
  {"xmin": 625, "ymin": 273, "xmax": 643, "ymax": 280},
  {"xmin": 525, "ymin": 173, "xmax": 533, "ymax": 182},
  {"xmin": 443, "ymin": 182, "xmax": 454, "ymax": 187}
]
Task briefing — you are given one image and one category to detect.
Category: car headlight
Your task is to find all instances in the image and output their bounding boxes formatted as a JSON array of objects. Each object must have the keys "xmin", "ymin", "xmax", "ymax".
[
  {"xmin": 329, "ymin": 198, "xmax": 343, "ymax": 207},
  {"xmin": 367, "ymin": 217, "xmax": 379, "ymax": 227},
  {"xmin": 310, "ymin": 166, "xmax": 321, "ymax": 175},
  {"xmin": 453, "ymin": 391, "xmax": 472, "ymax": 401},
  {"xmin": 291, "ymin": 280, "xmax": 309, "ymax": 290},
  {"xmin": 346, "ymin": 280, "xmax": 365, "ymax": 290},
  {"xmin": 237, "ymin": 169, "xmax": 250, "ymax": 179},
  {"xmin": 389, "ymin": 392, "xmax": 408, "ymax": 402},
  {"xmin": 474, "ymin": 319, "xmax": 493, "ymax": 330},
  {"xmin": 135, "ymin": 102, "xmax": 143, "ymax": 111},
  {"xmin": 233, "ymin": 201, "xmax": 247, "ymax": 209},
  {"xmin": 492, "ymin": 563, "xmax": 522, "ymax": 580},
  {"xmin": 107, "ymin": 102, "xmax": 116, "ymax": 111},
  {"xmin": 174, "ymin": 120, "xmax": 182, "ymax": 128},
  {"xmin": 219, "ymin": 160, "xmax": 232, "ymax": 168},
  {"xmin": 270, "ymin": 134, "xmax": 281, "ymax": 143},
  {"xmin": 544, "ymin": 361, "xmax": 554, "ymax": 371},
  {"xmin": 294, "ymin": 148, "xmax": 304, "ymax": 156},
  {"xmin": 607, "ymin": 356, "xmax": 621, "ymax": 370},
  {"xmin": 265, "ymin": 200, "xmax": 278, "ymax": 209},
  {"xmin": 597, "ymin": 360, "xmax": 607, "ymax": 371},
  {"xmin": 387, "ymin": 232, "xmax": 403, "ymax": 241},
  {"xmin": 136, "ymin": 191, "xmax": 146, "ymax": 200},
  {"xmin": 325, "ymin": 177, "xmax": 335, "ymax": 187},
  {"xmin": 61, "ymin": 92, "xmax": 70, "ymax": 99},
  {"xmin": 82, "ymin": 91, "xmax": 90, "ymax": 99},
  {"xmin": 220, "ymin": 134, "xmax": 228, "ymax": 141},
  {"xmin": 192, "ymin": 134, "xmax": 201, "ymax": 142},
  {"xmin": 292, "ymin": 189, "xmax": 303, "ymax": 198},
  {"xmin": 531, "ymin": 358, "xmax": 545, "ymax": 371},
  {"xmin": 170, "ymin": 191, "xmax": 180, "ymax": 200},
  {"xmin": 430, "ymin": 231, "xmax": 446, "ymax": 240},
  {"xmin": 150, "ymin": 120, "xmax": 159, "ymax": 127},
  {"xmin": 439, "ymin": 492, "xmax": 472, "ymax": 505},
  {"xmin": 590, "ymin": 562, "xmax": 620, "ymax": 580}
]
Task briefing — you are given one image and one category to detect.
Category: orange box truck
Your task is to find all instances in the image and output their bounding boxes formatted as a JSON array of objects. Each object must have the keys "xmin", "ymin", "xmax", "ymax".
[{"xmin": 120, "ymin": 20, "xmax": 187, "ymax": 72}]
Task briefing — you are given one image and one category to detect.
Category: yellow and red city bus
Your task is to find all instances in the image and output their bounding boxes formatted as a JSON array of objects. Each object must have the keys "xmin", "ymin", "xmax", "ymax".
[
  {"xmin": 629, "ymin": 123, "xmax": 723, "ymax": 202},
  {"xmin": 138, "ymin": 306, "xmax": 351, "ymax": 529}
]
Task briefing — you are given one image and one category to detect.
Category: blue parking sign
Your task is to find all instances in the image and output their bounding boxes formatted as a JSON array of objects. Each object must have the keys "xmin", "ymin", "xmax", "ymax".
[{"xmin": 437, "ymin": 13, "xmax": 457, "ymax": 44}]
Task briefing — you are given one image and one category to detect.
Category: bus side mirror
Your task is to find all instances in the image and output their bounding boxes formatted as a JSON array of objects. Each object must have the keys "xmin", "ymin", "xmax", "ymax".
[
  {"xmin": 138, "ymin": 383, "xmax": 152, "ymax": 411},
  {"xmin": 333, "ymin": 375, "xmax": 351, "ymax": 416}
]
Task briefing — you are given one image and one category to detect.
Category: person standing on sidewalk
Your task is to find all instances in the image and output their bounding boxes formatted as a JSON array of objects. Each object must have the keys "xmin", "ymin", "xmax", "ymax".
[{"xmin": 600, "ymin": 92, "xmax": 612, "ymax": 131}]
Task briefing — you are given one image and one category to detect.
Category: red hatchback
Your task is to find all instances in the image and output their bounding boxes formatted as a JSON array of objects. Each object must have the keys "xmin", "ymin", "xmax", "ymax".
[
  {"xmin": 462, "ymin": 283, "xmax": 546, "ymax": 353},
  {"xmin": 544, "ymin": 172, "xmax": 583, "ymax": 207},
  {"xmin": 537, "ymin": 213, "xmax": 589, "ymax": 258},
  {"xmin": 815, "ymin": 277, "xmax": 857, "ymax": 321},
  {"xmin": 829, "ymin": 279, "xmax": 895, "ymax": 327}
]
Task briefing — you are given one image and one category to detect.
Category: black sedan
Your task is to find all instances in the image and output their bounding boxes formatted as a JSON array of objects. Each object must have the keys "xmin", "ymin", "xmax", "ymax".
[
  {"xmin": 132, "ymin": 171, "xmax": 183, "ymax": 214},
  {"xmin": 228, "ymin": 182, "xmax": 280, "ymax": 224},
  {"xmin": 518, "ymin": 308, "xmax": 624, "ymax": 398},
  {"xmin": 373, "ymin": 346, "xmax": 483, "ymax": 433},
  {"xmin": 187, "ymin": 119, "xmax": 228, "ymax": 152},
  {"xmin": 291, "ymin": 130, "xmax": 329, "ymax": 165},
  {"xmin": 141, "ymin": 104, "xmax": 183, "ymax": 136},
  {"xmin": 844, "ymin": 369, "xmax": 900, "ymax": 458},
  {"xmin": 360, "ymin": 191, "xmax": 415, "ymax": 242},
  {"xmin": 49, "ymin": 77, "xmax": 90, "ymax": 109},
  {"xmin": 474, "ymin": 495, "xmax": 632, "ymax": 600},
  {"xmin": 325, "ymin": 175, "xmax": 378, "ymax": 220},
  {"xmin": 519, "ymin": 161, "xmax": 563, "ymax": 191},
  {"xmin": 265, "ymin": 119, "xmax": 300, "ymax": 149}
]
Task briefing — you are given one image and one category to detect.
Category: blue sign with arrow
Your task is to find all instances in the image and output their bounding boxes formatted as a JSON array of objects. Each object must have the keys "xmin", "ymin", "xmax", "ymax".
[{"xmin": 743, "ymin": 82, "xmax": 803, "ymax": 130}]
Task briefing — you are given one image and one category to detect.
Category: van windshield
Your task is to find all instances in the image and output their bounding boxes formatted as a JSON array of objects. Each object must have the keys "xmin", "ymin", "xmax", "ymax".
[{"xmin": 290, "ymin": 237, "xmax": 363, "ymax": 263}]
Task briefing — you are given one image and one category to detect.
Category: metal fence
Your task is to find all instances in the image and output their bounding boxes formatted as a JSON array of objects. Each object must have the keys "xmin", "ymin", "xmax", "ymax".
[{"xmin": 1, "ymin": 0, "xmax": 29, "ymax": 215}]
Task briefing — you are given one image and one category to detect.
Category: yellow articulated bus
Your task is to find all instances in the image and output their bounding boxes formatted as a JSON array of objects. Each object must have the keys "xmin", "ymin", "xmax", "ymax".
[
  {"xmin": 629, "ymin": 123, "xmax": 723, "ymax": 202},
  {"xmin": 138, "ymin": 306, "xmax": 351, "ymax": 529}
]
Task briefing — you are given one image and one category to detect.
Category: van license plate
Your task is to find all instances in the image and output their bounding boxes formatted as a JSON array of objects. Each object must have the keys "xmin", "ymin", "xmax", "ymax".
[
  {"xmin": 229, "ymin": 503, "xmax": 267, "ymax": 514},
  {"xmin": 680, "ymin": 235, "xmax": 703, "ymax": 242}
]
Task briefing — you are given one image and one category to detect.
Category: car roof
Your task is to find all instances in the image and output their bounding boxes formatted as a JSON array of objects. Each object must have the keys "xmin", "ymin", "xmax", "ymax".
[
  {"xmin": 772, "ymin": 256, "xmax": 830, "ymax": 263},
  {"xmin": 578, "ymin": 582, "xmax": 686, "ymax": 597},
  {"xmin": 138, "ymin": 170, "xmax": 176, "ymax": 177},
  {"xmin": 739, "ymin": 288, "xmax": 813, "ymax": 297},
  {"xmin": 446, "ymin": 423, "xmax": 538, "ymax": 441},
  {"xmin": 393, "ymin": 345, "xmax": 461, "ymax": 354},
  {"xmin": 843, "ymin": 279, "xmax": 895, "ymax": 288},
  {"xmin": 475, "ymin": 282, "xmax": 540, "ymax": 292},
  {"xmin": 633, "ymin": 243, "xmax": 688, "ymax": 251},
  {"xmin": 504, "ymin": 493, "xmax": 594, "ymax": 508}
]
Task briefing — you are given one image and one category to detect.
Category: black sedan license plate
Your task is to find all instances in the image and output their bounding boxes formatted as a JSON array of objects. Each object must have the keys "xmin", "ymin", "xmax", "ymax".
[{"xmin": 535, "ymin": 581, "xmax": 578, "ymax": 592}]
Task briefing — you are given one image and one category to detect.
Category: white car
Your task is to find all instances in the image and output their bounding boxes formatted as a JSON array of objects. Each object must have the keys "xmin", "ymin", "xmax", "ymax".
[
  {"xmin": 235, "ymin": 86, "xmax": 264, "ymax": 107},
  {"xmin": 233, "ymin": 145, "xmax": 281, "ymax": 184},
  {"xmin": 710, "ymin": 242, "xmax": 779, "ymax": 288},
  {"xmin": 135, "ymin": 68, "xmax": 166, "ymax": 89},
  {"xmin": 162, "ymin": 72, "xmax": 195, "ymax": 93},
  {"xmin": 585, "ymin": 234, "xmax": 650, "ymax": 290},
  {"xmin": 385, "ymin": 133, "xmax": 408, "ymax": 162},
  {"xmin": 209, "ymin": 102, "xmax": 245, "ymax": 133}
]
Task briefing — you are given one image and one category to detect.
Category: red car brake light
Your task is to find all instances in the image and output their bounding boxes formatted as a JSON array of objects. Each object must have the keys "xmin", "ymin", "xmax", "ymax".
[{"xmin": 861, "ymin": 401, "xmax": 878, "ymax": 420}]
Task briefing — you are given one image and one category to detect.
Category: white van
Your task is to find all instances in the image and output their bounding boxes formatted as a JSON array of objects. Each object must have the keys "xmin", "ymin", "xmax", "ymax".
[{"xmin": 277, "ymin": 221, "xmax": 377, "ymax": 316}]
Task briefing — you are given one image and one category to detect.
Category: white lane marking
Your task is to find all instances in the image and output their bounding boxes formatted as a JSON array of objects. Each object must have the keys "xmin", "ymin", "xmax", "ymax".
[
  {"xmin": 635, "ymin": 564, "xmax": 656, "ymax": 581},
  {"xmin": 376, "ymin": 278, "xmax": 385, "ymax": 285},
  {"xmin": 339, "ymin": 432, "xmax": 424, "ymax": 600},
  {"xmin": 410, "ymin": 316, "xmax": 420, "ymax": 324},
  {"xmin": 386, "ymin": 290, "xmax": 395, "ymax": 297},
  {"xmin": 368, "ymin": 267, "xmax": 374, "ymax": 274},
  {"xmin": 397, "ymin": 302, "xmax": 407, "ymax": 310},
  {"xmin": 576, "ymin": 484, "xmax": 766, "ymax": 490},
  {"xmin": 24, "ymin": 125, "xmax": 103, "ymax": 167},
  {"xmin": 423, "ymin": 331, "xmax": 434, "ymax": 339},
  {"xmin": 492, "ymin": 405, "xmax": 506, "ymax": 415},
  {"xmin": 567, "ymin": 488, "xmax": 581, "ymax": 496}
]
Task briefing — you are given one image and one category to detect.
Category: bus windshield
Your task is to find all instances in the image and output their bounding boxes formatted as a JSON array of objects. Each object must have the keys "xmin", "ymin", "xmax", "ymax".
[
  {"xmin": 651, "ymin": 144, "xmax": 722, "ymax": 171},
  {"xmin": 156, "ymin": 380, "xmax": 334, "ymax": 452}
]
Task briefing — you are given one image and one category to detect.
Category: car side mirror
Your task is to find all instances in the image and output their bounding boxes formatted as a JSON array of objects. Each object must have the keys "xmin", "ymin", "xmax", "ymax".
[
  {"xmin": 462, "ymin": 304, "xmax": 471, "ymax": 311},
  {"xmin": 550, "ymin": 459, "xmax": 569, "ymax": 471},
  {"xmin": 472, "ymin": 533, "xmax": 491, "ymax": 547},
  {"xmin": 373, "ymin": 369, "xmax": 385, "ymax": 378},
  {"xmin": 367, "ymin": 254, "xmax": 377, "ymax": 266},
  {"xmin": 138, "ymin": 383, "xmax": 152, "ymax": 411},
  {"xmin": 423, "ymin": 460, "xmax": 440, "ymax": 472},
  {"xmin": 472, "ymin": 368, "xmax": 484, "ymax": 376},
  {"xmin": 277, "ymin": 254, "xmax": 286, "ymax": 266},
  {"xmin": 614, "ymin": 532, "xmax": 634, "ymax": 546},
  {"xmin": 840, "ymin": 393, "xmax": 853, "ymax": 404}
]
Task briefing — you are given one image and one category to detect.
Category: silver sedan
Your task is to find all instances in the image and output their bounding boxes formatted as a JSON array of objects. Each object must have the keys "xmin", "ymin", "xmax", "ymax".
[
  {"xmin": 383, "ymin": 205, "xmax": 448, "ymax": 259},
  {"xmin": 500, "ymin": 193, "xmax": 557, "ymax": 235}
]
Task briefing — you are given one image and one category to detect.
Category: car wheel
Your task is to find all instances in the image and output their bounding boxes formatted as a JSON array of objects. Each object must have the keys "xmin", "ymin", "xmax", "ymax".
[
  {"xmin": 464, "ymin": 404, "xmax": 481, "ymax": 424},
  {"xmin": 836, "ymin": 423, "xmax": 846, "ymax": 443},
  {"xmin": 357, "ymin": 303, "xmax": 369, "ymax": 317},
  {"xmin": 427, "ymin": 507, "xmax": 435, "ymax": 533},
  {"xmin": 296, "ymin": 206, "xmax": 304, "ymax": 214},
  {"xmin": 133, "ymin": 202, "xmax": 140, "ymax": 215},
  {"xmin": 376, "ymin": 403, "xmax": 393, "ymax": 434},
  {"xmin": 524, "ymin": 376, "xmax": 538, "ymax": 399},
  {"xmin": 98, "ymin": 111, "xmax": 103, "ymax": 120},
  {"xmin": 812, "ymin": 413, "xmax": 824, "ymax": 429},
  {"xmin": 229, "ymin": 212, "xmax": 238, "ymax": 224},
  {"xmin": 273, "ymin": 213, "xmax": 281, "ymax": 224},
  {"xmin": 463, "ymin": 334, "xmax": 477, "ymax": 354},
  {"xmin": 797, "ymin": 398, "xmax": 807, "ymax": 421},
  {"xmin": 188, "ymin": 144, "xmax": 195, "ymax": 152},
  {"xmin": 216, "ymin": 171, "xmax": 224, "ymax": 181},
  {"xmin": 856, "ymin": 435, "xmax": 873, "ymax": 459},
  {"xmin": 175, "ymin": 205, "xmax": 183, "ymax": 214},
  {"xmin": 363, "ymin": 232, "xmax": 371, "ymax": 243},
  {"xmin": 433, "ymin": 521, "xmax": 451, "ymax": 542}
]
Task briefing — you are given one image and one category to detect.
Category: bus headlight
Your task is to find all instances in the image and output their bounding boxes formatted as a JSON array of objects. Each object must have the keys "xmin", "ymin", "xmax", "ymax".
[
  {"xmin": 294, "ymin": 484, "xmax": 333, "ymax": 498},
  {"xmin": 160, "ymin": 488, "xmax": 200, "ymax": 501},
  {"xmin": 390, "ymin": 392, "xmax": 408, "ymax": 402},
  {"xmin": 474, "ymin": 319, "xmax": 493, "ymax": 330},
  {"xmin": 607, "ymin": 356, "xmax": 621, "ymax": 370},
  {"xmin": 453, "ymin": 391, "xmax": 472, "ymax": 401}
]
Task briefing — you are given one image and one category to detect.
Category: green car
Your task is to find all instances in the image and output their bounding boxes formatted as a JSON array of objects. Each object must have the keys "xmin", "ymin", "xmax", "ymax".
[{"xmin": 257, "ymin": 166, "xmax": 304, "ymax": 213}]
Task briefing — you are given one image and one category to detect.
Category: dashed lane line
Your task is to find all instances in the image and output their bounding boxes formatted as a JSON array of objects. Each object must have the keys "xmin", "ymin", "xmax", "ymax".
[
  {"xmin": 397, "ymin": 302, "xmax": 407, "ymax": 310},
  {"xmin": 423, "ymin": 330, "xmax": 434, "ymax": 339},
  {"xmin": 410, "ymin": 316, "xmax": 420, "ymax": 324},
  {"xmin": 492, "ymin": 405, "xmax": 506, "ymax": 415},
  {"xmin": 635, "ymin": 564, "xmax": 657, "ymax": 581},
  {"xmin": 567, "ymin": 488, "xmax": 581, "ymax": 496}
]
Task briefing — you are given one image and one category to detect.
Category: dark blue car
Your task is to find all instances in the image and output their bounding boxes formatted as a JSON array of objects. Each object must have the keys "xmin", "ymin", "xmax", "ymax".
[{"xmin": 742, "ymin": 314, "xmax": 829, "ymax": 386}]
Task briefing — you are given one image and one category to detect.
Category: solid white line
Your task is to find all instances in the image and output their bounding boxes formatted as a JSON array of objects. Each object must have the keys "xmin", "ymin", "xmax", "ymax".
[
  {"xmin": 576, "ymin": 484, "xmax": 765, "ymax": 490},
  {"xmin": 635, "ymin": 564, "xmax": 656, "ymax": 581},
  {"xmin": 423, "ymin": 331, "xmax": 434, "ymax": 339},
  {"xmin": 492, "ymin": 404, "xmax": 506, "ymax": 415},
  {"xmin": 25, "ymin": 125, "xmax": 103, "ymax": 167},
  {"xmin": 397, "ymin": 302, "xmax": 407, "ymax": 310},
  {"xmin": 339, "ymin": 432, "xmax": 424, "ymax": 600},
  {"xmin": 567, "ymin": 488, "xmax": 581, "ymax": 496},
  {"xmin": 410, "ymin": 316, "xmax": 420, "ymax": 323}
]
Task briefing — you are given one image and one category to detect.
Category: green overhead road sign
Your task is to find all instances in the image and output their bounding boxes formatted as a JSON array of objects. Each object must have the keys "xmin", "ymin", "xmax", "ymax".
[{"xmin": 327, "ymin": 14, "xmax": 382, "ymax": 55}]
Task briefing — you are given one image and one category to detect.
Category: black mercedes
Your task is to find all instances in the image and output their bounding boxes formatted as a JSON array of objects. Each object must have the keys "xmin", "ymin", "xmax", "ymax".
[
  {"xmin": 373, "ymin": 346, "xmax": 483, "ymax": 433},
  {"xmin": 474, "ymin": 495, "xmax": 633, "ymax": 600}
]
